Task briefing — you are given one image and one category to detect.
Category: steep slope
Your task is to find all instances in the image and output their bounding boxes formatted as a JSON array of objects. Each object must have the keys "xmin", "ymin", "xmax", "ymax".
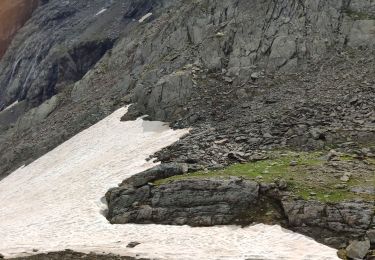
[
  {"xmin": 0, "ymin": 0, "xmax": 39, "ymax": 59},
  {"xmin": 0, "ymin": 0, "xmax": 374, "ymax": 179},
  {"xmin": 0, "ymin": 0, "xmax": 374, "ymax": 258},
  {"xmin": 0, "ymin": 108, "xmax": 338, "ymax": 260}
]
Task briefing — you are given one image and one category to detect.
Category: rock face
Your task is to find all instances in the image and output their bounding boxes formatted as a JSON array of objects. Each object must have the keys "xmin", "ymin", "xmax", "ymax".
[
  {"xmin": 0, "ymin": 0, "xmax": 39, "ymax": 59},
  {"xmin": 106, "ymin": 164, "xmax": 375, "ymax": 249},
  {"xmin": 0, "ymin": 0, "xmax": 162, "ymax": 178},
  {"xmin": 282, "ymin": 200, "xmax": 374, "ymax": 246},
  {"xmin": 346, "ymin": 240, "xmax": 371, "ymax": 259},
  {"xmin": 107, "ymin": 176, "xmax": 260, "ymax": 226}
]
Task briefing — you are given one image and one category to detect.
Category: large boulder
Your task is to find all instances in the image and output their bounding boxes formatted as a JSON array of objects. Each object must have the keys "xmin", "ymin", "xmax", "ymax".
[
  {"xmin": 106, "ymin": 172, "xmax": 260, "ymax": 226},
  {"xmin": 346, "ymin": 240, "xmax": 371, "ymax": 259}
]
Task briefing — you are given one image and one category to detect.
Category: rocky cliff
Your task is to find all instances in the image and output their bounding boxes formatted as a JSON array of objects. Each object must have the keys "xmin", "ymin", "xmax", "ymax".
[{"xmin": 0, "ymin": 0, "xmax": 39, "ymax": 59}]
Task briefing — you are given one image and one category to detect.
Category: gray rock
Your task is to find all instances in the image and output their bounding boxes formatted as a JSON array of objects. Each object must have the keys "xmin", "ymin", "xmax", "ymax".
[
  {"xmin": 120, "ymin": 163, "xmax": 188, "ymax": 188},
  {"xmin": 268, "ymin": 36, "xmax": 296, "ymax": 71},
  {"xmin": 107, "ymin": 176, "xmax": 260, "ymax": 226},
  {"xmin": 15, "ymin": 95, "xmax": 59, "ymax": 131},
  {"xmin": 346, "ymin": 240, "xmax": 370, "ymax": 259},
  {"xmin": 282, "ymin": 200, "xmax": 374, "ymax": 237},
  {"xmin": 126, "ymin": 241, "xmax": 141, "ymax": 248},
  {"xmin": 348, "ymin": 20, "xmax": 375, "ymax": 49},
  {"xmin": 367, "ymin": 229, "xmax": 375, "ymax": 244}
]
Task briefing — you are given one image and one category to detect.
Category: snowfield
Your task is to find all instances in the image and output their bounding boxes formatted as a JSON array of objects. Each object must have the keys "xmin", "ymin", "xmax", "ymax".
[{"xmin": 0, "ymin": 107, "xmax": 339, "ymax": 259}]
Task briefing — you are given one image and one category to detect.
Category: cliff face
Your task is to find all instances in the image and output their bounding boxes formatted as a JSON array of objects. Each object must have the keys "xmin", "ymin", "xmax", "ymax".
[{"xmin": 0, "ymin": 0, "xmax": 39, "ymax": 59}]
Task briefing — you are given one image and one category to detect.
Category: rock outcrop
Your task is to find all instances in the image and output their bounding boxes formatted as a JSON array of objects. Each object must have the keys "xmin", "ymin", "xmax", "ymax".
[
  {"xmin": 106, "ymin": 164, "xmax": 375, "ymax": 252},
  {"xmin": 0, "ymin": 0, "xmax": 39, "ymax": 59},
  {"xmin": 107, "ymin": 176, "xmax": 260, "ymax": 226}
]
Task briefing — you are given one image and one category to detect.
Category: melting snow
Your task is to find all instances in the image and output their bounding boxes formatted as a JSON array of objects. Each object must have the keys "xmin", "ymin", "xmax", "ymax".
[
  {"xmin": 96, "ymin": 8, "xmax": 107, "ymax": 16},
  {"xmin": 139, "ymin": 13, "xmax": 153, "ymax": 23},
  {"xmin": 0, "ymin": 107, "xmax": 339, "ymax": 259}
]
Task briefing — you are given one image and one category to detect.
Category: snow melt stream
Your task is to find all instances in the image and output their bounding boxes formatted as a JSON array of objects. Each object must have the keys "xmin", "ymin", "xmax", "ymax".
[{"xmin": 0, "ymin": 107, "xmax": 339, "ymax": 259}]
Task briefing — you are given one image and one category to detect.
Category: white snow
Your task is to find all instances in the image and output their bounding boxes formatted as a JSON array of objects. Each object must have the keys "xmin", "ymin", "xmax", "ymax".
[
  {"xmin": 3, "ymin": 100, "xmax": 18, "ymax": 111},
  {"xmin": 95, "ymin": 8, "xmax": 107, "ymax": 16},
  {"xmin": 139, "ymin": 13, "xmax": 153, "ymax": 23},
  {"xmin": 0, "ymin": 107, "xmax": 339, "ymax": 260}
]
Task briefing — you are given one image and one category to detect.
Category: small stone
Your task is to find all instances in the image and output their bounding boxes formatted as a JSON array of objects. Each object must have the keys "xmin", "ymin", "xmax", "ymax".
[
  {"xmin": 327, "ymin": 150, "xmax": 340, "ymax": 161},
  {"xmin": 336, "ymin": 249, "xmax": 346, "ymax": 259},
  {"xmin": 310, "ymin": 192, "xmax": 317, "ymax": 196},
  {"xmin": 275, "ymin": 179, "xmax": 288, "ymax": 190},
  {"xmin": 334, "ymin": 184, "xmax": 347, "ymax": 189},
  {"xmin": 367, "ymin": 229, "xmax": 375, "ymax": 244},
  {"xmin": 32, "ymin": 249, "xmax": 39, "ymax": 252},
  {"xmin": 215, "ymin": 139, "xmax": 228, "ymax": 145},
  {"xmin": 241, "ymin": 102, "xmax": 251, "ymax": 109},
  {"xmin": 263, "ymin": 133, "xmax": 273, "ymax": 138},
  {"xmin": 251, "ymin": 72, "xmax": 260, "ymax": 80},
  {"xmin": 223, "ymin": 76, "xmax": 233, "ymax": 83},
  {"xmin": 127, "ymin": 241, "xmax": 141, "ymax": 248},
  {"xmin": 340, "ymin": 173, "xmax": 351, "ymax": 182},
  {"xmin": 346, "ymin": 240, "xmax": 370, "ymax": 259},
  {"xmin": 289, "ymin": 160, "xmax": 298, "ymax": 166}
]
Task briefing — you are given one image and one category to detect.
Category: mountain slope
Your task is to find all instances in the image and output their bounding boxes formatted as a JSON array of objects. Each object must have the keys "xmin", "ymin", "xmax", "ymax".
[{"xmin": 0, "ymin": 1, "xmax": 374, "ymax": 258}]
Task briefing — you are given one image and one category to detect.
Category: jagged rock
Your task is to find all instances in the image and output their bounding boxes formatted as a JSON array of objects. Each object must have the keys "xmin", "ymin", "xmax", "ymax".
[{"xmin": 346, "ymin": 240, "xmax": 371, "ymax": 259}]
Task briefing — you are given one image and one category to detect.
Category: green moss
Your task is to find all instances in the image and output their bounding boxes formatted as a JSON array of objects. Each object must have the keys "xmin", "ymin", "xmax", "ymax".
[
  {"xmin": 344, "ymin": 9, "xmax": 375, "ymax": 20},
  {"xmin": 155, "ymin": 151, "xmax": 375, "ymax": 203}
]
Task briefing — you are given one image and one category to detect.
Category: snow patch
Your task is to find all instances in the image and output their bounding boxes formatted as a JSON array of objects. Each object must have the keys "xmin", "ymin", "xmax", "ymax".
[
  {"xmin": 3, "ymin": 100, "xmax": 18, "ymax": 111},
  {"xmin": 0, "ymin": 107, "xmax": 339, "ymax": 259},
  {"xmin": 95, "ymin": 8, "xmax": 107, "ymax": 16},
  {"xmin": 139, "ymin": 13, "xmax": 153, "ymax": 23}
]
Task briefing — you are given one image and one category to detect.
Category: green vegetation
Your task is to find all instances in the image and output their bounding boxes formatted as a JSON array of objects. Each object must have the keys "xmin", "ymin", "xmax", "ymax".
[
  {"xmin": 155, "ymin": 151, "xmax": 375, "ymax": 203},
  {"xmin": 344, "ymin": 9, "xmax": 375, "ymax": 20}
]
